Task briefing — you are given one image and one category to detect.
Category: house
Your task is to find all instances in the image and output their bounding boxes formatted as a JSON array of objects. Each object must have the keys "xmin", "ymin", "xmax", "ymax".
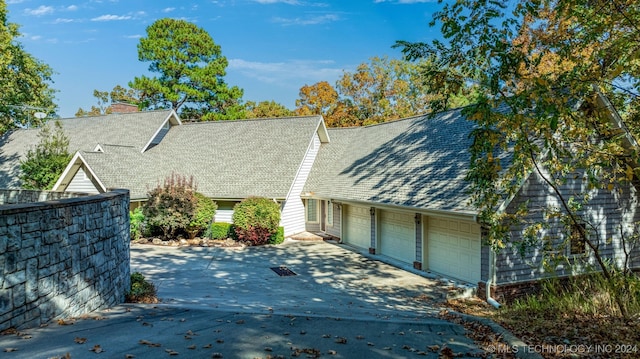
[
  {"xmin": 0, "ymin": 110, "xmax": 329, "ymax": 236},
  {"xmin": 1, "ymin": 99, "xmax": 638, "ymax": 302}
]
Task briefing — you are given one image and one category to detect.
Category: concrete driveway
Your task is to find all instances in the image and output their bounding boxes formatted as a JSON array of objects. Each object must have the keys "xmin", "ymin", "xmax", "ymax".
[{"xmin": 0, "ymin": 240, "xmax": 486, "ymax": 358}]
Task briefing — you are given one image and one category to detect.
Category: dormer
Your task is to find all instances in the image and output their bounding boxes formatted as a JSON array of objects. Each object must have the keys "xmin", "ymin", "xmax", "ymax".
[{"xmin": 141, "ymin": 110, "xmax": 182, "ymax": 152}]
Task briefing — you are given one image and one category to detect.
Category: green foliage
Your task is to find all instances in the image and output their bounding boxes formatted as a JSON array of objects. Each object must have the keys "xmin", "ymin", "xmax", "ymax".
[
  {"xmin": 143, "ymin": 173, "xmax": 198, "ymax": 239},
  {"xmin": 243, "ymin": 100, "xmax": 294, "ymax": 118},
  {"xmin": 130, "ymin": 18, "xmax": 245, "ymax": 121},
  {"xmin": 269, "ymin": 226, "xmax": 285, "ymax": 245},
  {"xmin": 19, "ymin": 121, "xmax": 71, "ymax": 190},
  {"xmin": 126, "ymin": 272, "xmax": 157, "ymax": 303},
  {"xmin": 130, "ymin": 207, "xmax": 146, "ymax": 240},
  {"xmin": 207, "ymin": 222, "xmax": 233, "ymax": 240},
  {"xmin": 398, "ymin": 0, "xmax": 640, "ymax": 318},
  {"xmin": 232, "ymin": 197, "xmax": 281, "ymax": 246},
  {"xmin": 186, "ymin": 193, "xmax": 217, "ymax": 239},
  {"xmin": 0, "ymin": 2, "xmax": 56, "ymax": 134},
  {"xmin": 76, "ymin": 85, "xmax": 140, "ymax": 117}
]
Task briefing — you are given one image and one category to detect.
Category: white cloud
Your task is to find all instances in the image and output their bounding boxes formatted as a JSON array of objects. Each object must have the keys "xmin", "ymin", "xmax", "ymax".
[
  {"xmin": 91, "ymin": 14, "xmax": 132, "ymax": 21},
  {"xmin": 67, "ymin": 5, "xmax": 79, "ymax": 11},
  {"xmin": 25, "ymin": 5, "xmax": 55, "ymax": 16},
  {"xmin": 272, "ymin": 13, "xmax": 339, "ymax": 26},
  {"xmin": 52, "ymin": 18, "xmax": 75, "ymax": 24},
  {"xmin": 229, "ymin": 59, "xmax": 343, "ymax": 85},
  {"xmin": 374, "ymin": 0, "xmax": 436, "ymax": 3},
  {"xmin": 162, "ymin": 7, "xmax": 176, "ymax": 13},
  {"xmin": 125, "ymin": 34, "xmax": 142, "ymax": 39}
]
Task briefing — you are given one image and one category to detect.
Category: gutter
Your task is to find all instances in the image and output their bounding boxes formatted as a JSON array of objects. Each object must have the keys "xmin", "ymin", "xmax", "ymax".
[{"xmin": 486, "ymin": 246, "xmax": 501, "ymax": 308}]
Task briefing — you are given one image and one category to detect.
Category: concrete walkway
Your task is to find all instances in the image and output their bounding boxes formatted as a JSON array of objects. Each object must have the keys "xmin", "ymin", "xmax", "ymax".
[{"xmin": 0, "ymin": 240, "xmax": 487, "ymax": 358}]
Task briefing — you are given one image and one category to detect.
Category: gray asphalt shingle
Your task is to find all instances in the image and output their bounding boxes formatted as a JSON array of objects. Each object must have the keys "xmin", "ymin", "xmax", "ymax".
[{"xmin": 304, "ymin": 108, "xmax": 479, "ymax": 214}]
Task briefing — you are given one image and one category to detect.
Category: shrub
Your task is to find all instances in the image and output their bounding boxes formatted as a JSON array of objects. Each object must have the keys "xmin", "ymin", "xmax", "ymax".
[
  {"xmin": 208, "ymin": 222, "xmax": 233, "ymax": 240},
  {"xmin": 232, "ymin": 197, "xmax": 281, "ymax": 246},
  {"xmin": 186, "ymin": 193, "xmax": 217, "ymax": 239},
  {"xmin": 130, "ymin": 207, "xmax": 146, "ymax": 240},
  {"xmin": 269, "ymin": 226, "xmax": 285, "ymax": 245},
  {"xmin": 125, "ymin": 272, "xmax": 158, "ymax": 303},
  {"xmin": 143, "ymin": 173, "xmax": 198, "ymax": 239}
]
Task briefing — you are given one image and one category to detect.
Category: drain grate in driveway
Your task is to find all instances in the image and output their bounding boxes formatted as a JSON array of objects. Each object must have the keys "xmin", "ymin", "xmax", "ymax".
[{"xmin": 271, "ymin": 266, "xmax": 297, "ymax": 277}]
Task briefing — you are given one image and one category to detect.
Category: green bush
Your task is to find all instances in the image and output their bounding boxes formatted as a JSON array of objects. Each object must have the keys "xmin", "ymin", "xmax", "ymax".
[
  {"xmin": 208, "ymin": 222, "xmax": 233, "ymax": 240},
  {"xmin": 232, "ymin": 197, "xmax": 281, "ymax": 246},
  {"xmin": 130, "ymin": 207, "xmax": 146, "ymax": 240},
  {"xmin": 126, "ymin": 272, "xmax": 157, "ymax": 303},
  {"xmin": 143, "ymin": 173, "xmax": 198, "ymax": 239},
  {"xmin": 269, "ymin": 226, "xmax": 285, "ymax": 245},
  {"xmin": 186, "ymin": 193, "xmax": 217, "ymax": 239}
]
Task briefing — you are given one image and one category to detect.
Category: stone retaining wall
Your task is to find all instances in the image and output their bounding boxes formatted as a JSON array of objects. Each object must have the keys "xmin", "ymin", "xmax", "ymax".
[{"xmin": 0, "ymin": 189, "xmax": 131, "ymax": 330}]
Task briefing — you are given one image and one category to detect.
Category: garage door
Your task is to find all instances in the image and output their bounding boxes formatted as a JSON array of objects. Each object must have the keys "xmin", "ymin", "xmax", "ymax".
[
  {"xmin": 379, "ymin": 210, "xmax": 415, "ymax": 264},
  {"xmin": 427, "ymin": 217, "xmax": 481, "ymax": 283},
  {"xmin": 343, "ymin": 205, "xmax": 370, "ymax": 249}
]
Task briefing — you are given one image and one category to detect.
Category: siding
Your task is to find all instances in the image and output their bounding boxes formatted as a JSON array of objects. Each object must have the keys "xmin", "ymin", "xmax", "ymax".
[
  {"xmin": 281, "ymin": 133, "xmax": 321, "ymax": 236},
  {"xmin": 66, "ymin": 168, "xmax": 100, "ymax": 194},
  {"xmin": 495, "ymin": 169, "xmax": 640, "ymax": 285},
  {"xmin": 325, "ymin": 202, "xmax": 342, "ymax": 238}
]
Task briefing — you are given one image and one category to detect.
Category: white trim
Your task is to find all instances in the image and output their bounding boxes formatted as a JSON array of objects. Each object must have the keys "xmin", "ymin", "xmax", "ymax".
[
  {"xmin": 93, "ymin": 144, "xmax": 104, "ymax": 152},
  {"xmin": 52, "ymin": 152, "xmax": 107, "ymax": 193},
  {"xmin": 141, "ymin": 110, "xmax": 182, "ymax": 153}
]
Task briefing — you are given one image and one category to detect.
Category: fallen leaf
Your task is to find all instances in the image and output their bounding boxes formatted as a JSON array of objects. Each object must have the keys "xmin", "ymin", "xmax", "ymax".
[
  {"xmin": 335, "ymin": 337, "xmax": 347, "ymax": 344},
  {"xmin": 216, "ymin": 339, "xmax": 224, "ymax": 344},
  {"xmin": 321, "ymin": 334, "xmax": 331, "ymax": 338},
  {"xmin": 236, "ymin": 320, "xmax": 245, "ymax": 324},
  {"xmin": 327, "ymin": 350, "xmax": 337, "ymax": 355},
  {"xmin": 75, "ymin": 337, "xmax": 87, "ymax": 344},
  {"xmin": 202, "ymin": 344, "xmax": 212, "ymax": 348},
  {"xmin": 167, "ymin": 350, "xmax": 179, "ymax": 355},
  {"xmin": 355, "ymin": 335, "xmax": 364, "ymax": 340},
  {"xmin": 188, "ymin": 345, "xmax": 196, "ymax": 350},
  {"xmin": 264, "ymin": 347, "xmax": 273, "ymax": 352},
  {"xmin": 57, "ymin": 319, "xmax": 74, "ymax": 326},
  {"xmin": 125, "ymin": 354, "xmax": 135, "ymax": 358},
  {"xmin": 382, "ymin": 347, "xmax": 392, "ymax": 350},
  {"xmin": 299, "ymin": 330, "xmax": 306, "ymax": 335},
  {"xmin": 3, "ymin": 348, "xmax": 18, "ymax": 352},
  {"xmin": 428, "ymin": 345, "xmax": 440, "ymax": 352},
  {"xmin": 89, "ymin": 344, "xmax": 104, "ymax": 353},
  {"xmin": 212, "ymin": 353, "xmax": 223, "ymax": 358},
  {"xmin": 142, "ymin": 322, "xmax": 152, "ymax": 327},
  {"xmin": 186, "ymin": 330, "xmax": 195, "ymax": 336}
]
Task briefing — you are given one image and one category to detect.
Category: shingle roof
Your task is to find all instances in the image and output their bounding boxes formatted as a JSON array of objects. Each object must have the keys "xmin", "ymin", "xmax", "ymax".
[
  {"xmin": 0, "ymin": 110, "xmax": 173, "ymax": 188},
  {"xmin": 303, "ymin": 108, "xmax": 479, "ymax": 214},
  {"xmin": 80, "ymin": 116, "xmax": 325, "ymax": 199}
]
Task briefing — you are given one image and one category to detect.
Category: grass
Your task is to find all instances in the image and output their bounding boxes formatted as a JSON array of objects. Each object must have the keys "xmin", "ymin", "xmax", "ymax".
[{"xmin": 445, "ymin": 273, "xmax": 640, "ymax": 359}]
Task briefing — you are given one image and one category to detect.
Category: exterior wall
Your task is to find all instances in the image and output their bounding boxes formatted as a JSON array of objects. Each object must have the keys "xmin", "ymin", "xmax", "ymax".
[
  {"xmin": 0, "ymin": 189, "xmax": 90, "ymax": 205},
  {"xmin": 325, "ymin": 202, "xmax": 342, "ymax": 238},
  {"xmin": 281, "ymin": 133, "xmax": 321, "ymax": 236},
  {"xmin": 66, "ymin": 168, "xmax": 100, "ymax": 194},
  {"xmin": 0, "ymin": 189, "xmax": 131, "ymax": 330},
  {"xmin": 495, "ymin": 170, "xmax": 640, "ymax": 286}
]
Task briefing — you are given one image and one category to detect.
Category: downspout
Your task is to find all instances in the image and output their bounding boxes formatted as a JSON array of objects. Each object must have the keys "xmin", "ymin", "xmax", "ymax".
[{"xmin": 486, "ymin": 247, "xmax": 501, "ymax": 308}]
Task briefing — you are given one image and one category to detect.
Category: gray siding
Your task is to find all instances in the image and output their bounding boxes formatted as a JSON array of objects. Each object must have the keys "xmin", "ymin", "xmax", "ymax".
[
  {"xmin": 495, "ymin": 169, "xmax": 640, "ymax": 285},
  {"xmin": 281, "ymin": 133, "xmax": 321, "ymax": 236},
  {"xmin": 66, "ymin": 168, "xmax": 100, "ymax": 194}
]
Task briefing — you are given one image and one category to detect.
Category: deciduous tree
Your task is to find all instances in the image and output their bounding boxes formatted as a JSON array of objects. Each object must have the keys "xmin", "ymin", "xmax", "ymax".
[
  {"xmin": 130, "ymin": 18, "xmax": 245, "ymax": 121},
  {"xmin": 397, "ymin": 0, "xmax": 640, "ymax": 317},
  {"xmin": 0, "ymin": 1, "xmax": 56, "ymax": 134},
  {"xmin": 19, "ymin": 120, "xmax": 71, "ymax": 190},
  {"xmin": 244, "ymin": 100, "xmax": 294, "ymax": 118}
]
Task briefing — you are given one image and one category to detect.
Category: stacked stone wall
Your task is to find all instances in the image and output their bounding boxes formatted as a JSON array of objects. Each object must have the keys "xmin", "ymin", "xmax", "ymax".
[{"xmin": 0, "ymin": 189, "xmax": 130, "ymax": 330}]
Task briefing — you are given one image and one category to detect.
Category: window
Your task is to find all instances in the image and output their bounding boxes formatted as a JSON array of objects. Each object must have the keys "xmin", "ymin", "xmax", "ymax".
[
  {"xmin": 569, "ymin": 222, "xmax": 587, "ymax": 255},
  {"xmin": 306, "ymin": 199, "xmax": 318, "ymax": 222},
  {"xmin": 162, "ymin": 121, "xmax": 170, "ymax": 130},
  {"xmin": 327, "ymin": 201, "xmax": 333, "ymax": 226}
]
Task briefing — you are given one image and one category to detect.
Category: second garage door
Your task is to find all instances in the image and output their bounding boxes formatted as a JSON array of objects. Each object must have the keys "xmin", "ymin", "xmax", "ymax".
[
  {"xmin": 427, "ymin": 217, "xmax": 481, "ymax": 283},
  {"xmin": 379, "ymin": 210, "xmax": 415, "ymax": 264},
  {"xmin": 343, "ymin": 205, "xmax": 370, "ymax": 249}
]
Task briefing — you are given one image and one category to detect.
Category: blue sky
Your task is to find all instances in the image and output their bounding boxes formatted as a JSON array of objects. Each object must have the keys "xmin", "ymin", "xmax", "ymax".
[{"xmin": 6, "ymin": 0, "xmax": 443, "ymax": 118}]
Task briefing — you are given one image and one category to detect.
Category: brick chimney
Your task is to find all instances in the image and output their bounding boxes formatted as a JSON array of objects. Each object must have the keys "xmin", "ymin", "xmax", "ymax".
[{"xmin": 110, "ymin": 102, "xmax": 139, "ymax": 113}]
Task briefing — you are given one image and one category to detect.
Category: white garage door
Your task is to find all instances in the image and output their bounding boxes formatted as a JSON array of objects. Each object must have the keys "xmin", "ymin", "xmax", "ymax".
[
  {"xmin": 344, "ymin": 205, "xmax": 370, "ymax": 249},
  {"xmin": 427, "ymin": 217, "xmax": 481, "ymax": 283},
  {"xmin": 380, "ymin": 210, "xmax": 415, "ymax": 264}
]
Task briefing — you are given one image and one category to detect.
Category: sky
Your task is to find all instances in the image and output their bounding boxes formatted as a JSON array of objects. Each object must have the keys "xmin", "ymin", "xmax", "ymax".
[{"xmin": 6, "ymin": 0, "xmax": 444, "ymax": 118}]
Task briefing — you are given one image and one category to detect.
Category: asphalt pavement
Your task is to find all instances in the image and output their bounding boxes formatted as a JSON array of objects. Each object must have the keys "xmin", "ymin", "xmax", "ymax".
[{"xmin": 0, "ymin": 240, "xmax": 488, "ymax": 358}]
